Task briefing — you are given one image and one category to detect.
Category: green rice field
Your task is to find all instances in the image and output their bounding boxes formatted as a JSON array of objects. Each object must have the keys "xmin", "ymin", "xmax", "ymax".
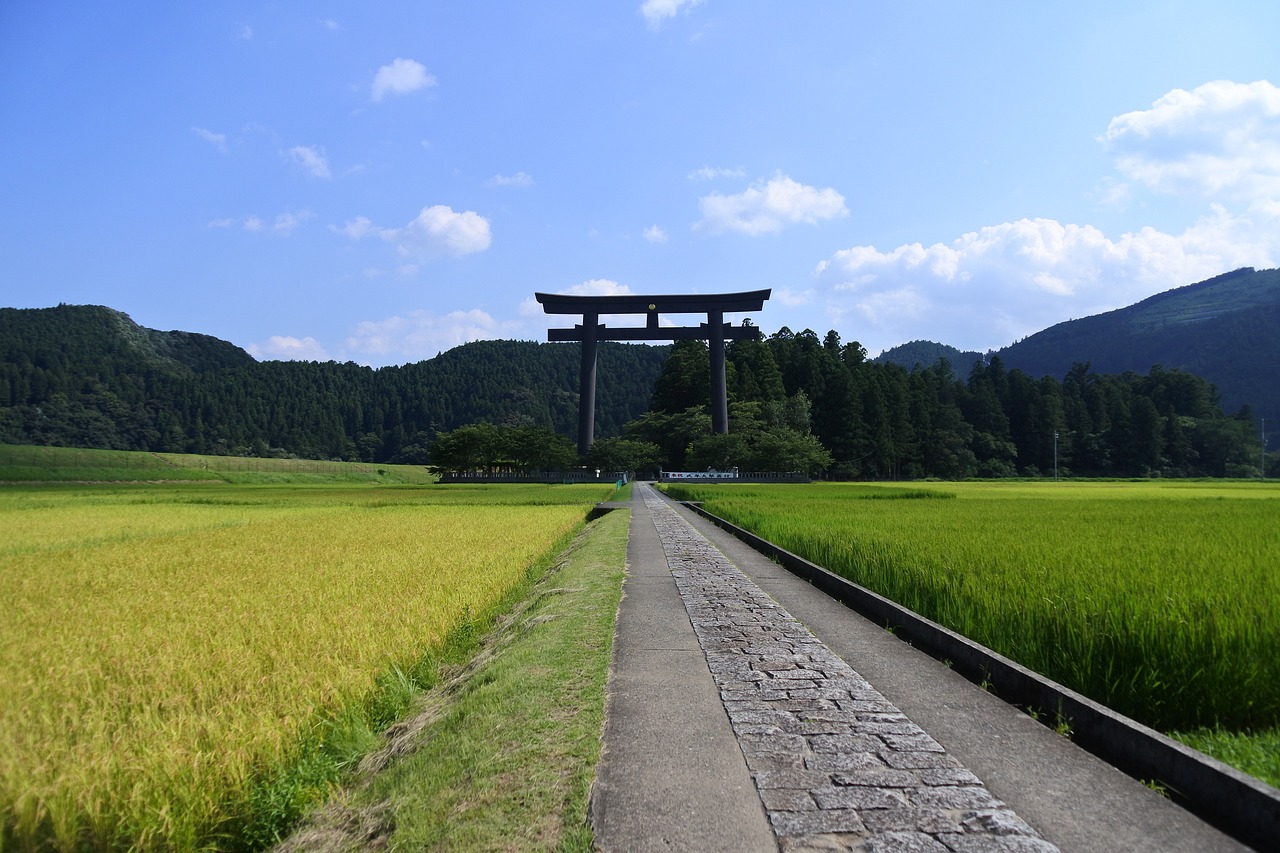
[{"xmin": 660, "ymin": 480, "xmax": 1280, "ymax": 785}]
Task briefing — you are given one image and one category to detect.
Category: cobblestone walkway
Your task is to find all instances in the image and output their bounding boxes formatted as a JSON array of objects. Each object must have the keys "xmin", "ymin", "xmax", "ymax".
[{"xmin": 645, "ymin": 488, "xmax": 1061, "ymax": 853}]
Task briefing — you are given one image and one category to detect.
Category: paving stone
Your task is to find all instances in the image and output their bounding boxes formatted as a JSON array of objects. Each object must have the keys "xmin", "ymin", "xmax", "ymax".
[
  {"xmin": 810, "ymin": 733, "xmax": 883, "ymax": 753},
  {"xmin": 812, "ymin": 785, "xmax": 909, "ymax": 810},
  {"xmin": 861, "ymin": 807, "xmax": 965, "ymax": 835},
  {"xmin": 941, "ymin": 835, "xmax": 1063, "ymax": 852},
  {"xmin": 771, "ymin": 808, "xmax": 868, "ymax": 836},
  {"xmin": 832, "ymin": 768, "xmax": 922, "ymax": 788},
  {"xmin": 760, "ymin": 787, "xmax": 820, "ymax": 812},
  {"xmin": 881, "ymin": 751, "xmax": 963, "ymax": 770},
  {"xmin": 755, "ymin": 769, "xmax": 836, "ymax": 790},
  {"xmin": 909, "ymin": 786, "xmax": 1005, "ymax": 810},
  {"xmin": 860, "ymin": 831, "xmax": 952, "ymax": 853},
  {"xmin": 806, "ymin": 752, "xmax": 885, "ymax": 772},
  {"xmin": 743, "ymin": 748, "xmax": 808, "ymax": 772}
]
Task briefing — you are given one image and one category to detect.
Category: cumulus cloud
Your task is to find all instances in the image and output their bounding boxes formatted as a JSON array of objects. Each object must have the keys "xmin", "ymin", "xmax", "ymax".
[
  {"xmin": 248, "ymin": 335, "xmax": 330, "ymax": 362},
  {"xmin": 1102, "ymin": 80, "xmax": 1280, "ymax": 201},
  {"xmin": 287, "ymin": 145, "xmax": 330, "ymax": 178},
  {"xmin": 643, "ymin": 224, "xmax": 668, "ymax": 243},
  {"xmin": 486, "ymin": 171, "xmax": 534, "ymax": 188},
  {"xmin": 371, "ymin": 58, "xmax": 436, "ymax": 101},
  {"xmin": 695, "ymin": 173, "xmax": 847, "ymax": 235},
  {"xmin": 813, "ymin": 208, "xmax": 1280, "ymax": 355},
  {"xmin": 344, "ymin": 309, "xmax": 522, "ymax": 364},
  {"xmin": 334, "ymin": 206, "xmax": 492, "ymax": 258},
  {"xmin": 387, "ymin": 205, "xmax": 492, "ymax": 257},
  {"xmin": 640, "ymin": 0, "xmax": 705, "ymax": 30},
  {"xmin": 192, "ymin": 127, "xmax": 227, "ymax": 153}
]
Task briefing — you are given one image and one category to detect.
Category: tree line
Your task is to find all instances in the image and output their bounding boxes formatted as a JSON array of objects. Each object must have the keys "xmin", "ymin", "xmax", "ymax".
[{"xmin": 0, "ymin": 305, "xmax": 1270, "ymax": 478}]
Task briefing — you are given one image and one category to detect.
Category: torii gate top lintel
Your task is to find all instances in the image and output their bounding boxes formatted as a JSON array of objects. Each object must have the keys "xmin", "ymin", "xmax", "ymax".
[
  {"xmin": 537, "ymin": 289, "xmax": 771, "ymax": 454},
  {"xmin": 534, "ymin": 289, "xmax": 770, "ymax": 317}
]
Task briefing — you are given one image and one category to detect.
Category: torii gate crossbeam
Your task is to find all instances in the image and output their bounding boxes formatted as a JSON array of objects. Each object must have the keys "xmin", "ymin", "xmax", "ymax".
[{"xmin": 536, "ymin": 290, "xmax": 770, "ymax": 455}]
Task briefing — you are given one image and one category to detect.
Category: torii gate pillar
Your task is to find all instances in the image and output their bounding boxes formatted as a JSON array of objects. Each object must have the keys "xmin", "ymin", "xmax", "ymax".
[{"xmin": 536, "ymin": 290, "xmax": 770, "ymax": 456}]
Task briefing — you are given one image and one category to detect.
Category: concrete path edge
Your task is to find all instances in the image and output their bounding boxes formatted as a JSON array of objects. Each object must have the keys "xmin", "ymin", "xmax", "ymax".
[{"xmin": 679, "ymin": 499, "xmax": 1280, "ymax": 853}]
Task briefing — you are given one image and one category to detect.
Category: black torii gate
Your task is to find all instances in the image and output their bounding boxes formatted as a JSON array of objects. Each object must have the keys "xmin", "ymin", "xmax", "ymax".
[{"xmin": 535, "ymin": 289, "xmax": 771, "ymax": 455}]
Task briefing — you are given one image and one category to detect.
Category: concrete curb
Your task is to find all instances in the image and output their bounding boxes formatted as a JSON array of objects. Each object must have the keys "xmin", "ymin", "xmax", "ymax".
[{"xmin": 680, "ymin": 500, "xmax": 1280, "ymax": 853}]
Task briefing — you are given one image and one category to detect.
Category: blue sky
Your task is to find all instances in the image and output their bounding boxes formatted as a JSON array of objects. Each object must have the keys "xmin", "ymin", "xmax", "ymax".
[{"xmin": 3, "ymin": 1, "xmax": 1280, "ymax": 367}]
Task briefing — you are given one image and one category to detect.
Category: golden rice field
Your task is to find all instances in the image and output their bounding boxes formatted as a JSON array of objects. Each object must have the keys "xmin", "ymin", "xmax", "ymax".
[{"xmin": 0, "ymin": 482, "xmax": 613, "ymax": 850}]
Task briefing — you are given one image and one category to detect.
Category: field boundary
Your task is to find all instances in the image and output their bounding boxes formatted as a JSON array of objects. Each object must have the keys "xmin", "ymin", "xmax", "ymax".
[{"xmin": 678, "ymin": 499, "xmax": 1280, "ymax": 853}]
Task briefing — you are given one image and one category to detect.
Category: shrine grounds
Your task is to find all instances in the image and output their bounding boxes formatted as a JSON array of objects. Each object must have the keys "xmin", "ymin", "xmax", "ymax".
[{"xmin": 660, "ymin": 480, "xmax": 1280, "ymax": 788}]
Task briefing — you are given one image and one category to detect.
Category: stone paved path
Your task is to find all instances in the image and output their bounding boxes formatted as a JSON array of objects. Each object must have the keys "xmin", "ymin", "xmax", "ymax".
[{"xmin": 644, "ymin": 486, "xmax": 1061, "ymax": 853}]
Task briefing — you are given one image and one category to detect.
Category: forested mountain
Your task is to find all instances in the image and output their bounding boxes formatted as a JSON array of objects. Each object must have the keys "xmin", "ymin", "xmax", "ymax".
[
  {"xmin": 0, "ymin": 304, "xmax": 667, "ymax": 462},
  {"xmin": 996, "ymin": 267, "xmax": 1280, "ymax": 421},
  {"xmin": 874, "ymin": 340, "xmax": 984, "ymax": 371},
  {"xmin": 872, "ymin": 268, "xmax": 1280, "ymax": 424}
]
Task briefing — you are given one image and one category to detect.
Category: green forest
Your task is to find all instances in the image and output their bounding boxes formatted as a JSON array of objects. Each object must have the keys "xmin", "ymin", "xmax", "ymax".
[{"xmin": 0, "ymin": 302, "xmax": 1271, "ymax": 478}]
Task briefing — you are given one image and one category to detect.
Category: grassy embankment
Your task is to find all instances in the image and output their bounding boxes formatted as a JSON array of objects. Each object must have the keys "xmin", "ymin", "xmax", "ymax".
[
  {"xmin": 0, "ymin": 443, "xmax": 437, "ymax": 484},
  {"xmin": 1, "ymin": 445, "xmax": 628, "ymax": 850},
  {"xmin": 661, "ymin": 480, "xmax": 1280, "ymax": 788}
]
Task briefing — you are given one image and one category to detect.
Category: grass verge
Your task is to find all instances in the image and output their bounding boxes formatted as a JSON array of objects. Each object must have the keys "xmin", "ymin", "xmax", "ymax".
[{"xmin": 275, "ymin": 506, "xmax": 629, "ymax": 851}]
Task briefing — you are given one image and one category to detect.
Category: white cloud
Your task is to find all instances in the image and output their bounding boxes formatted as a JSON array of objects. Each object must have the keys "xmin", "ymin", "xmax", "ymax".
[
  {"xmin": 486, "ymin": 171, "xmax": 534, "ymax": 188},
  {"xmin": 236, "ymin": 25, "xmax": 253, "ymax": 41},
  {"xmin": 337, "ymin": 206, "xmax": 492, "ymax": 258},
  {"xmin": 640, "ymin": 0, "xmax": 705, "ymax": 30},
  {"xmin": 643, "ymin": 224, "xmax": 668, "ymax": 243},
  {"xmin": 519, "ymin": 278, "xmax": 635, "ymax": 314},
  {"xmin": 813, "ymin": 208, "xmax": 1280, "ymax": 355},
  {"xmin": 248, "ymin": 336, "xmax": 330, "ymax": 362},
  {"xmin": 695, "ymin": 173, "xmax": 848, "ymax": 235},
  {"xmin": 331, "ymin": 216, "xmax": 377, "ymax": 240},
  {"xmin": 386, "ymin": 205, "xmax": 492, "ymax": 257},
  {"xmin": 320, "ymin": 18, "xmax": 341, "ymax": 31},
  {"xmin": 688, "ymin": 165, "xmax": 746, "ymax": 181},
  {"xmin": 272, "ymin": 210, "xmax": 312, "ymax": 236},
  {"xmin": 212, "ymin": 212, "xmax": 310, "ymax": 236},
  {"xmin": 1102, "ymin": 80, "xmax": 1280, "ymax": 201},
  {"xmin": 562, "ymin": 279, "xmax": 634, "ymax": 297},
  {"xmin": 344, "ymin": 309, "xmax": 522, "ymax": 364},
  {"xmin": 192, "ymin": 127, "xmax": 227, "ymax": 153},
  {"xmin": 371, "ymin": 58, "xmax": 436, "ymax": 102},
  {"xmin": 287, "ymin": 145, "xmax": 330, "ymax": 178}
]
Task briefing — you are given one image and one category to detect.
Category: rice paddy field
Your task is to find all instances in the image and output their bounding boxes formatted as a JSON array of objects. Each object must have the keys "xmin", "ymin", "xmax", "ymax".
[
  {"xmin": 0, "ymin": 478, "xmax": 615, "ymax": 850},
  {"xmin": 661, "ymin": 480, "xmax": 1280, "ymax": 785}
]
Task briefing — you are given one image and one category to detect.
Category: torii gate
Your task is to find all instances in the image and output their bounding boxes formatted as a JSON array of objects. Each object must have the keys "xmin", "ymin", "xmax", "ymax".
[{"xmin": 535, "ymin": 289, "xmax": 771, "ymax": 455}]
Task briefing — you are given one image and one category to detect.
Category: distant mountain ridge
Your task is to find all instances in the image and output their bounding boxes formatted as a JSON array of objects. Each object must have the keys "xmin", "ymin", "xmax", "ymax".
[
  {"xmin": 998, "ymin": 267, "xmax": 1279, "ymax": 419},
  {"xmin": 878, "ymin": 267, "xmax": 1280, "ymax": 421}
]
